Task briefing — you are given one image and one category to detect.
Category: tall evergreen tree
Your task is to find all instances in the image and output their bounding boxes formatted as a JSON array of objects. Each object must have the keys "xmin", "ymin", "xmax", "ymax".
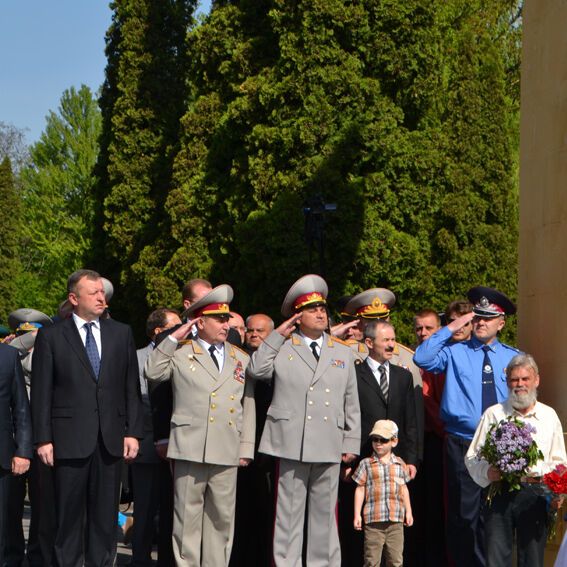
[
  {"xmin": 17, "ymin": 85, "xmax": 101, "ymax": 314},
  {"xmin": 97, "ymin": 0, "xmax": 520, "ymax": 343},
  {"xmin": 0, "ymin": 157, "xmax": 21, "ymax": 323},
  {"xmin": 94, "ymin": 0, "xmax": 196, "ymax": 327}
]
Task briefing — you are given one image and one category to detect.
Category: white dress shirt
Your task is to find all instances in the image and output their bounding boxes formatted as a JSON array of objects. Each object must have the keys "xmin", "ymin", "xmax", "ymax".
[
  {"xmin": 197, "ymin": 337, "xmax": 225, "ymax": 371},
  {"xmin": 298, "ymin": 332, "xmax": 323, "ymax": 358},
  {"xmin": 366, "ymin": 357, "xmax": 390, "ymax": 389},
  {"xmin": 72, "ymin": 313, "xmax": 102, "ymax": 357},
  {"xmin": 465, "ymin": 399, "xmax": 567, "ymax": 488}
]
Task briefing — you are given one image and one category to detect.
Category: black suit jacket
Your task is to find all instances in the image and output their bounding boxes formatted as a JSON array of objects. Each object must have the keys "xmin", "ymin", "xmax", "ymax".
[
  {"xmin": 31, "ymin": 317, "xmax": 143, "ymax": 459},
  {"xmin": 0, "ymin": 343, "xmax": 33, "ymax": 469},
  {"xmin": 356, "ymin": 359, "xmax": 419, "ymax": 466}
]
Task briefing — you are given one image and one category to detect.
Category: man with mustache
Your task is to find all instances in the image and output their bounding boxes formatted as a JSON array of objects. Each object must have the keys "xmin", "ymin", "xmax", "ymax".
[
  {"xmin": 341, "ymin": 319, "xmax": 418, "ymax": 566},
  {"xmin": 465, "ymin": 354, "xmax": 566, "ymax": 567}
]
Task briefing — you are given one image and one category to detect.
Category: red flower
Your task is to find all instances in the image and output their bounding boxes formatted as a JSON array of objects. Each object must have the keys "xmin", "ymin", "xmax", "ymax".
[{"xmin": 543, "ymin": 464, "xmax": 567, "ymax": 495}]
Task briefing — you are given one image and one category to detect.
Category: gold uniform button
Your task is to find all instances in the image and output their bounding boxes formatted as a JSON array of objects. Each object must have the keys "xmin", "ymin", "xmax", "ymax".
[
  {"xmin": 230, "ymin": 395, "xmax": 235, "ymax": 400},
  {"xmin": 325, "ymin": 402, "xmax": 330, "ymax": 406},
  {"xmin": 229, "ymin": 420, "xmax": 233, "ymax": 426},
  {"xmin": 209, "ymin": 417, "xmax": 215, "ymax": 423},
  {"xmin": 309, "ymin": 386, "xmax": 314, "ymax": 391},
  {"xmin": 211, "ymin": 392, "xmax": 217, "ymax": 397},
  {"xmin": 307, "ymin": 416, "xmax": 312, "ymax": 420},
  {"xmin": 211, "ymin": 403, "xmax": 216, "ymax": 409},
  {"xmin": 229, "ymin": 408, "xmax": 235, "ymax": 413},
  {"xmin": 324, "ymin": 416, "xmax": 328, "ymax": 421},
  {"xmin": 308, "ymin": 401, "xmax": 313, "ymax": 406},
  {"xmin": 325, "ymin": 388, "xmax": 330, "ymax": 393}
]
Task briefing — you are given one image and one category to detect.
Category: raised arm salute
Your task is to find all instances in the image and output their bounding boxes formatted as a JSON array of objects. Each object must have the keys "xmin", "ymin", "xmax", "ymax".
[{"xmin": 247, "ymin": 274, "xmax": 361, "ymax": 567}]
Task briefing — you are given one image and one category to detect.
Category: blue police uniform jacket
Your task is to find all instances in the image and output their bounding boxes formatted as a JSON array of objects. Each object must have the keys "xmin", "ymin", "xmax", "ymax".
[{"xmin": 413, "ymin": 326, "xmax": 519, "ymax": 439}]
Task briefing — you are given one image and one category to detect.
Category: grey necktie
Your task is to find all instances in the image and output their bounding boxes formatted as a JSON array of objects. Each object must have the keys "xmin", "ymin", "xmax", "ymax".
[
  {"xmin": 84, "ymin": 322, "xmax": 100, "ymax": 379},
  {"xmin": 379, "ymin": 364, "xmax": 388, "ymax": 400}
]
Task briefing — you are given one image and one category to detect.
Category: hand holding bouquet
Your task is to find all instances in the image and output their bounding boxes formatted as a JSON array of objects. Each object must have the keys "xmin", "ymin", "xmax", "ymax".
[{"xmin": 479, "ymin": 416, "xmax": 543, "ymax": 499}]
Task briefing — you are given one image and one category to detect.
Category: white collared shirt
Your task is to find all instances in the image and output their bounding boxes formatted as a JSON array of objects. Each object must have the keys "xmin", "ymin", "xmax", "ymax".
[
  {"xmin": 465, "ymin": 399, "xmax": 567, "ymax": 487},
  {"xmin": 366, "ymin": 357, "xmax": 389, "ymax": 389},
  {"xmin": 299, "ymin": 331, "xmax": 323, "ymax": 358},
  {"xmin": 197, "ymin": 337, "xmax": 225, "ymax": 371},
  {"xmin": 72, "ymin": 313, "xmax": 102, "ymax": 357}
]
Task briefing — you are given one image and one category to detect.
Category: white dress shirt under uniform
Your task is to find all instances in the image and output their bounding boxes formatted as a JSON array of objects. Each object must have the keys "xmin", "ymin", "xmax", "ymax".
[
  {"xmin": 72, "ymin": 313, "xmax": 102, "ymax": 357},
  {"xmin": 465, "ymin": 399, "xmax": 567, "ymax": 488}
]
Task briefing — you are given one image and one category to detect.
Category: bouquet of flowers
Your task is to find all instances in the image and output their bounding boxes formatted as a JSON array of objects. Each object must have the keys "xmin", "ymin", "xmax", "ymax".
[{"xmin": 479, "ymin": 416, "xmax": 543, "ymax": 499}]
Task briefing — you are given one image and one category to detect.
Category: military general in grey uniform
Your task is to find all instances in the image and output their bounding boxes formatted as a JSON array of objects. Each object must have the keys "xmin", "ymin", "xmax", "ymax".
[
  {"xmin": 145, "ymin": 285, "xmax": 255, "ymax": 567},
  {"xmin": 247, "ymin": 274, "xmax": 361, "ymax": 567}
]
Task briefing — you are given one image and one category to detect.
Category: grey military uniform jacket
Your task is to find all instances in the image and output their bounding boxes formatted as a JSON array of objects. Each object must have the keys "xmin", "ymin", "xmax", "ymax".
[
  {"xmin": 145, "ymin": 337, "xmax": 255, "ymax": 466},
  {"xmin": 247, "ymin": 331, "xmax": 361, "ymax": 463}
]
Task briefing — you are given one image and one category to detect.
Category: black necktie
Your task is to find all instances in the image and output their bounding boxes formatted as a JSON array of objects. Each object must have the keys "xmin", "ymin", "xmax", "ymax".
[
  {"xmin": 379, "ymin": 364, "xmax": 388, "ymax": 400},
  {"xmin": 209, "ymin": 345, "xmax": 220, "ymax": 370},
  {"xmin": 84, "ymin": 322, "xmax": 100, "ymax": 379},
  {"xmin": 310, "ymin": 341, "xmax": 319, "ymax": 362},
  {"xmin": 481, "ymin": 345, "xmax": 497, "ymax": 412}
]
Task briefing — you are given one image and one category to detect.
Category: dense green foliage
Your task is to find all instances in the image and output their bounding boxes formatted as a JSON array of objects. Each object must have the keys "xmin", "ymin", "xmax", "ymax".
[
  {"xmin": 0, "ymin": 158, "xmax": 21, "ymax": 323},
  {"xmin": 15, "ymin": 86, "xmax": 101, "ymax": 315},
  {"xmin": 93, "ymin": 0, "xmax": 520, "ymax": 344},
  {"xmin": 93, "ymin": 0, "xmax": 196, "ymax": 331}
]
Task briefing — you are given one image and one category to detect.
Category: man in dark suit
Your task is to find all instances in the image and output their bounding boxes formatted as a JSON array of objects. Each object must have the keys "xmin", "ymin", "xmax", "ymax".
[
  {"xmin": 0, "ymin": 342, "xmax": 33, "ymax": 565},
  {"xmin": 31, "ymin": 269, "xmax": 143, "ymax": 567},
  {"xmin": 340, "ymin": 319, "xmax": 419, "ymax": 566},
  {"xmin": 132, "ymin": 307, "xmax": 180, "ymax": 567}
]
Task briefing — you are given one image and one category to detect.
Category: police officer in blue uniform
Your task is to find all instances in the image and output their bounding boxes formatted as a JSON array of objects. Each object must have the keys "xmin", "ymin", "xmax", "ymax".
[{"xmin": 413, "ymin": 286, "xmax": 518, "ymax": 567}]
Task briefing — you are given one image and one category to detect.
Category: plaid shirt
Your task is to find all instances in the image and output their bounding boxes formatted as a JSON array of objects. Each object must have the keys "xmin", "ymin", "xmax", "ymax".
[{"xmin": 352, "ymin": 453, "xmax": 409, "ymax": 524}]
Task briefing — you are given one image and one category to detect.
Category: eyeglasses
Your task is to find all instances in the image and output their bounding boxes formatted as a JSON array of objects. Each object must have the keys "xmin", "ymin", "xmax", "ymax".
[{"xmin": 371, "ymin": 437, "xmax": 391, "ymax": 444}]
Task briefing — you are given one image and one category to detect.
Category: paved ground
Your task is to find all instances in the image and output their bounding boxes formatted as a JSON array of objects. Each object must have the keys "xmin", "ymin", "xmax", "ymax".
[{"xmin": 20, "ymin": 499, "xmax": 158, "ymax": 565}]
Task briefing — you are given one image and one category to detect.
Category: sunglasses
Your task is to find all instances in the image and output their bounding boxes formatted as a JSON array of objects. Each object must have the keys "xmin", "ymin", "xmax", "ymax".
[{"xmin": 371, "ymin": 437, "xmax": 392, "ymax": 444}]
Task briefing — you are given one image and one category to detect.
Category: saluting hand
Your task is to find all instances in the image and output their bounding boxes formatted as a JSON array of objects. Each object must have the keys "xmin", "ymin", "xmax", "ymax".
[
  {"xmin": 170, "ymin": 318, "xmax": 201, "ymax": 342},
  {"xmin": 276, "ymin": 313, "xmax": 302, "ymax": 338},
  {"xmin": 446, "ymin": 312, "xmax": 474, "ymax": 334},
  {"xmin": 330, "ymin": 320, "xmax": 358, "ymax": 339}
]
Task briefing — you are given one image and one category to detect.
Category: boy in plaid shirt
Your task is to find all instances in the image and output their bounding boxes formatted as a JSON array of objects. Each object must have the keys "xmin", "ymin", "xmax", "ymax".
[{"xmin": 353, "ymin": 420, "xmax": 413, "ymax": 567}]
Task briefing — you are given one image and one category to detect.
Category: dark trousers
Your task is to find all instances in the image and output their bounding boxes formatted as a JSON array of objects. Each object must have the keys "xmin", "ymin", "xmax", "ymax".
[
  {"xmin": 53, "ymin": 441, "xmax": 121, "ymax": 567},
  {"xmin": 0, "ymin": 469, "xmax": 10, "ymax": 565},
  {"xmin": 4, "ymin": 457, "xmax": 56, "ymax": 567},
  {"xmin": 445, "ymin": 434, "xmax": 485, "ymax": 567},
  {"xmin": 130, "ymin": 461, "xmax": 174, "ymax": 566},
  {"xmin": 422, "ymin": 432, "xmax": 448, "ymax": 566},
  {"xmin": 229, "ymin": 456, "xmax": 274, "ymax": 567},
  {"xmin": 485, "ymin": 486, "xmax": 548, "ymax": 567}
]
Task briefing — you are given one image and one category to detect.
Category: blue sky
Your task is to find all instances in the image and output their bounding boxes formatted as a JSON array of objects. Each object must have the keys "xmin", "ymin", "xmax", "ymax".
[{"xmin": 1, "ymin": 1, "xmax": 210, "ymax": 145}]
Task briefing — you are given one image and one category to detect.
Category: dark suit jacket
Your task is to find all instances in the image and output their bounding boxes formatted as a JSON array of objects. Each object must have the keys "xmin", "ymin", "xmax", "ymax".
[
  {"xmin": 0, "ymin": 343, "xmax": 33, "ymax": 470},
  {"xmin": 356, "ymin": 358, "xmax": 419, "ymax": 466},
  {"xmin": 31, "ymin": 317, "xmax": 143, "ymax": 459}
]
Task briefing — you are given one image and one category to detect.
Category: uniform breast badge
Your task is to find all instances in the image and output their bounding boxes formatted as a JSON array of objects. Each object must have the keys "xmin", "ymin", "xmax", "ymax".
[
  {"xmin": 331, "ymin": 359, "xmax": 345, "ymax": 369},
  {"xmin": 233, "ymin": 361, "xmax": 245, "ymax": 383}
]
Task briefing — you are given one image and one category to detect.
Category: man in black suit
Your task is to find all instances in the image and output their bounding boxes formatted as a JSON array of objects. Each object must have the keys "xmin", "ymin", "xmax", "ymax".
[
  {"xmin": 340, "ymin": 319, "xmax": 419, "ymax": 566},
  {"xmin": 0, "ymin": 342, "xmax": 33, "ymax": 565},
  {"xmin": 31, "ymin": 269, "xmax": 143, "ymax": 567}
]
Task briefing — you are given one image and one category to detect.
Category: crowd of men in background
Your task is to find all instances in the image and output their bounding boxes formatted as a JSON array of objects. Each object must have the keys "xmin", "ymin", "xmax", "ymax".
[{"xmin": 0, "ymin": 270, "xmax": 565, "ymax": 567}]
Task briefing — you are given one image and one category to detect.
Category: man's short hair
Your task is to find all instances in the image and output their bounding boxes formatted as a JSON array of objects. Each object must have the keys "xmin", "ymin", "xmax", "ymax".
[
  {"xmin": 445, "ymin": 299, "xmax": 473, "ymax": 320},
  {"xmin": 181, "ymin": 278, "xmax": 212, "ymax": 303},
  {"xmin": 145, "ymin": 308, "xmax": 180, "ymax": 339},
  {"xmin": 413, "ymin": 309, "xmax": 440, "ymax": 326},
  {"xmin": 506, "ymin": 353, "xmax": 539, "ymax": 378},
  {"xmin": 363, "ymin": 319, "xmax": 394, "ymax": 340},
  {"xmin": 245, "ymin": 314, "xmax": 275, "ymax": 331},
  {"xmin": 67, "ymin": 269, "xmax": 101, "ymax": 294}
]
